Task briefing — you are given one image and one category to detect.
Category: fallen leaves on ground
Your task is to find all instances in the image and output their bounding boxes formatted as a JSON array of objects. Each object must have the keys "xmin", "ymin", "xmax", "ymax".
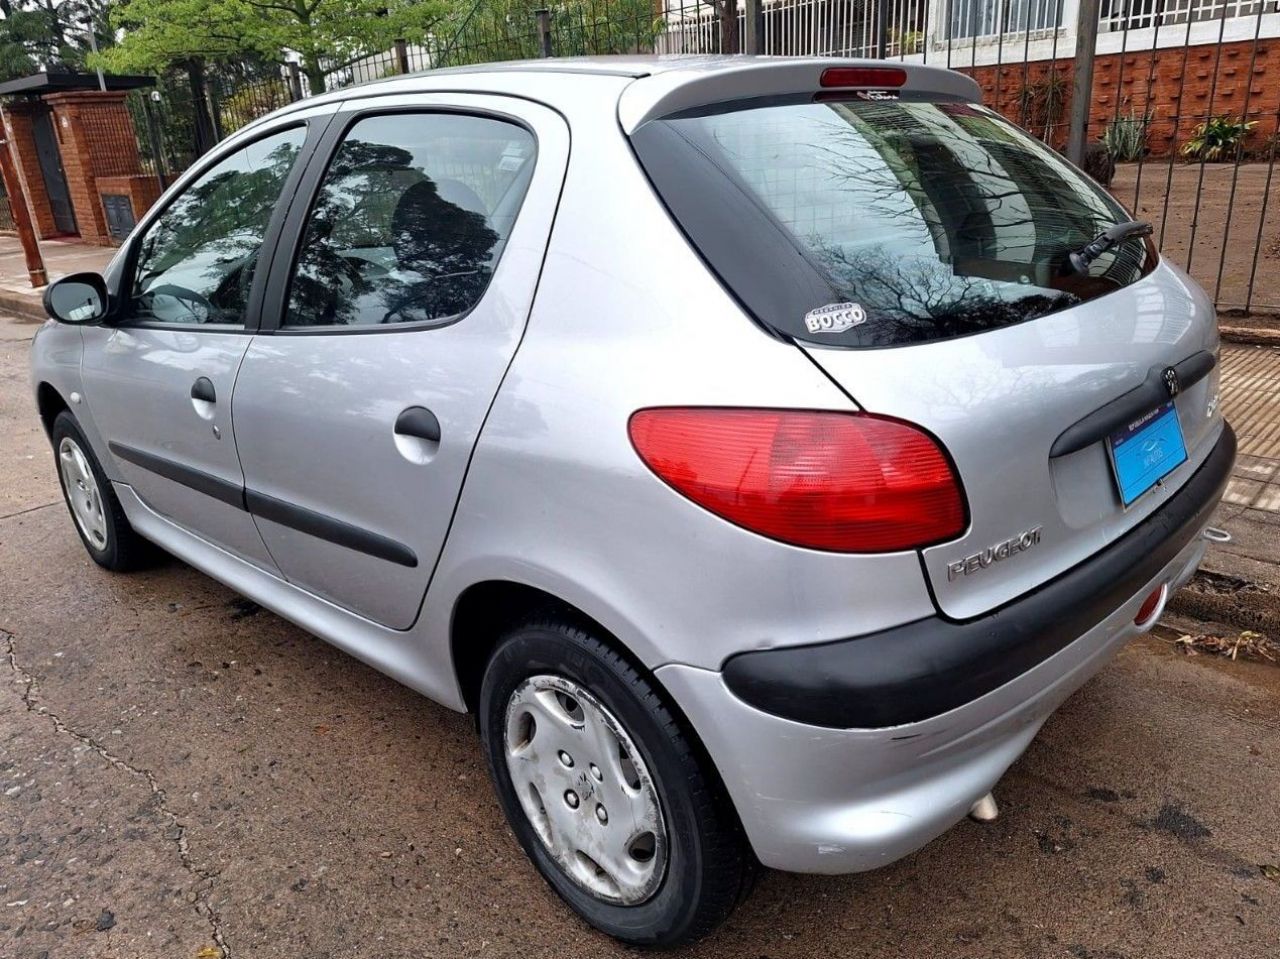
[{"xmin": 1174, "ymin": 630, "xmax": 1278, "ymax": 663}]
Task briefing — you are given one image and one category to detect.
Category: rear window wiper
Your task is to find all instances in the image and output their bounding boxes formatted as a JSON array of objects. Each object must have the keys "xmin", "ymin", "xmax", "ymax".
[{"xmin": 1066, "ymin": 220, "xmax": 1153, "ymax": 274}]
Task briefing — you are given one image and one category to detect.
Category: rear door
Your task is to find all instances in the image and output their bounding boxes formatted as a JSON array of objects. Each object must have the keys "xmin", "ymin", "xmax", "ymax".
[
  {"xmin": 231, "ymin": 94, "xmax": 568, "ymax": 629},
  {"xmin": 631, "ymin": 95, "xmax": 1223, "ymax": 619}
]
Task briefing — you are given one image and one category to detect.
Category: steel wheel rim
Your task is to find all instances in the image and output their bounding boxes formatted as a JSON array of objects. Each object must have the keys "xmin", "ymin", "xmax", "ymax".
[
  {"xmin": 504, "ymin": 674, "xmax": 668, "ymax": 905},
  {"xmin": 58, "ymin": 437, "xmax": 108, "ymax": 552}
]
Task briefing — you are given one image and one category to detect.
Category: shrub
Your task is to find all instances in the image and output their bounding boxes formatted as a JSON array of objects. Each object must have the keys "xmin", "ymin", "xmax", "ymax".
[
  {"xmin": 1102, "ymin": 110, "xmax": 1150, "ymax": 162},
  {"xmin": 1083, "ymin": 142, "xmax": 1116, "ymax": 186},
  {"xmin": 1018, "ymin": 71, "xmax": 1071, "ymax": 142},
  {"xmin": 1181, "ymin": 115, "xmax": 1258, "ymax": 162}
]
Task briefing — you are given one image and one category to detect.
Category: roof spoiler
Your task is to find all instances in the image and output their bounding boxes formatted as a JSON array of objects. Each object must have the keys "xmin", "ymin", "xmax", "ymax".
[{"xmin": 617, "ymin": 58, "xmax": 981, "ymax": 133}]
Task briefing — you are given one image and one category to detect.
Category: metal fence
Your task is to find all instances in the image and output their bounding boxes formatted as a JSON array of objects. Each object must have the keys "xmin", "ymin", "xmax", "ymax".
[{"xmin": 45, "ymin": 0, "xmax": 1280, "ymax": 316}]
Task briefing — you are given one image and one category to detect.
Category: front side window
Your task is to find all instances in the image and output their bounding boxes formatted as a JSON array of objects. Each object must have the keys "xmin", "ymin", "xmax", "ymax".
[
  {"xmin": 128, "ymin": 127, "xmax": 306, "ymax": 326},
  {"xmin": 283, "ymin": 112, "xmax": 536, "ymax": 329}
]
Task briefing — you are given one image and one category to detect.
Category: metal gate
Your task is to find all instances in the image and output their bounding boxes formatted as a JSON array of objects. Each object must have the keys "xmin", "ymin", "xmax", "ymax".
[{"xmin": 30, "ymin": 106, "xmax": 76, "ymax": 236}]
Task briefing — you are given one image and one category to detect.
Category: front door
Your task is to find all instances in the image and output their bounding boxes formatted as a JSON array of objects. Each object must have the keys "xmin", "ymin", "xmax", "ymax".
[
  {"xmin": 81, "ymin": 123, "xmax": 313, "ymax": 570},
  {"xmin": 231, "ymin": 95, "xmax": 568, "ymax": 629},
  {"xmin": 32, "ymin": 106, "xmax": 76, "ymax": 235}
]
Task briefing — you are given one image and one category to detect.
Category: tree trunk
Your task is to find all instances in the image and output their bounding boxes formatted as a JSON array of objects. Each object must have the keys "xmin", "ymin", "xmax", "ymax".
[
  {"xmin": 720, "ymin": 0, "xmax": 739, "ymax": 54},
  {"xmin": 303, "ymin": 56, "xmax": 327, "ymax": 96},
  {"xmin": 186, "ymin": 58, "xmax": 218, "ymax": 157}
]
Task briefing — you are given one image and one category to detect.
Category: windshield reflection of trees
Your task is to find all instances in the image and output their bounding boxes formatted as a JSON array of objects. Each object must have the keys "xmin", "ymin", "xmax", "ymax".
[
  {"xmin": 133, "ymin": 137, "xmax": 303, "ymax": 324},
  {"xmin": 287, "ymin": 140, "xmax": 500, "ymax": 327},
  {"xmin": 721, "ymin": 101, "xmax": 1152, "ymax": 343}
]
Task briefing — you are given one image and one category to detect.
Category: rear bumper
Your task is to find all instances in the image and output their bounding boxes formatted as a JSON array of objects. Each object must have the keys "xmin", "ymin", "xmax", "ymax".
[
  {"xmin": 655, "ymin": 423, "xmax": 1233, "ymax": 874},
  {"xmin": 721, "ymin": 423, "xmax": 1237, "ymax": 729},
  {"xmin": 657, "ymin": 528, "xmax": 1210, "ymax": 874}
]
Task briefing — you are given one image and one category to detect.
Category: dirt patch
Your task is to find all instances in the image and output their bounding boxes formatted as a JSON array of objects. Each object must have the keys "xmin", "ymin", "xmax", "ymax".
[
  {"xmin": 1112, "ymin": 162, "xmax": 1280, "ymax": 315},
  {"xmin": 1151, "ymin": 804, "xmax": 1213, "ymax": 842}
]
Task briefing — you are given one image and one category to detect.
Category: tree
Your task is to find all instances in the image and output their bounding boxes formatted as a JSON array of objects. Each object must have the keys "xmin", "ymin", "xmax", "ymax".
[
  {"xmin": 100, "ymin": 0, "xmax": 448, "ymax": 94},
  {"xmin": 0, "ymin": 0, "xmax": 112, "ymax": 82}
]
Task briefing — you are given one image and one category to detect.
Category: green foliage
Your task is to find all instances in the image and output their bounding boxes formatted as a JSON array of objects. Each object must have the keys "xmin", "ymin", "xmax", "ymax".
[
  {"xmin": 0, "ymin": 0, "xmax": 111, "ymax": 83},
  {"xmin": 436, "ymin": 0, "xmax": 663, "ymax": 68},
  {"xmin": 216, "ymin": 75, "xmax": 295, "ymax": 133},
  {"xmin": 1017, "ymin": 70, "xmax": 1070, "ymax": 142},
  {"xmin": 99, "ymin": 0, "xmax": 450, "ymax": 93},
  {"xmin": 890, "ymin": 29, "xmax": 924, "ymax": 56},
  {"xmin": 1181, "ymin": 115, "xmax": 1258, "ymax": 162},
  {"xmin": 1101, "ymin": 110, "xmax": 1150, "ymax": 163}
]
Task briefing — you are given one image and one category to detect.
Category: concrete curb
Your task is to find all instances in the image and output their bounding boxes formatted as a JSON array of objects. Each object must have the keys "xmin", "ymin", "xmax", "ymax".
[
  {"xmin": 0, "ymin": 288, "xmax": 47, "ymax": 324},
  {"xmin": 1220, "ymin": 325, "xmax": 1280, "ymax": 348}
]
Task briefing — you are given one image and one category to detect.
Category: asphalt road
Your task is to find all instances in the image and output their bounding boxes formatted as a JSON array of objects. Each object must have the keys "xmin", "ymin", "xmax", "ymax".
[{"xmin": 1, "ymin": 314, "xmax": 1278, "ymax": 959}]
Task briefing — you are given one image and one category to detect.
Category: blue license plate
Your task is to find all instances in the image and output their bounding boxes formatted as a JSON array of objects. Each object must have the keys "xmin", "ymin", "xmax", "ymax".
[{"xmin": 1108, "ymin": 401, "xmax": 1188, "ymax": 507}]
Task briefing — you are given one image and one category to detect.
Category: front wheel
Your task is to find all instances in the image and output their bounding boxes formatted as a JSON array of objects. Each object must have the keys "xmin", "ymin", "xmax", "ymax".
[
  {"xmin": 479, "ymin": 617, "xmax": 752, "ymax": 947},
  {"xmin": 51, "ymin": 411, "xmax": 156, "ymax": 572}
]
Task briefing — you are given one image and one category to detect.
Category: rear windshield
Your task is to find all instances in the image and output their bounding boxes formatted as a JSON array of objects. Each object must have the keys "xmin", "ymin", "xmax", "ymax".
[{"xmin": 631, "ymin": 97, "xmax": 1156, "ymax": 348}]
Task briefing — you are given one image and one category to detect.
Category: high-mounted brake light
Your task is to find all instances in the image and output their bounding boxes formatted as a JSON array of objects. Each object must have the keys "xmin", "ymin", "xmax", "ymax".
[
  {"xmin": 628, "ymin": 408, "xmax": 966, "ymax": 553},
  {"xmin": 820, "ymin": 66, "xmax": 908, "ymax": 89}
]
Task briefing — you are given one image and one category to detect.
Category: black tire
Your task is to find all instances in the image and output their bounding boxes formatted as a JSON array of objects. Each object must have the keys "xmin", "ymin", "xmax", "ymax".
[
  {"xmin": 479, "ymin": 616, "xmax": 753, "ymax": 948},
  {"xmin": 51, "ymin": 411, "xmax": 156, "ymax": 572}
]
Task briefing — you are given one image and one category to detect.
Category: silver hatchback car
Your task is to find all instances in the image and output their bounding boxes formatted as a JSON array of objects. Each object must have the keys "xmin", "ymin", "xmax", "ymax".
[{"xmin": 32, "ymin": 56, "xmax": 1234, "ymax": 946}]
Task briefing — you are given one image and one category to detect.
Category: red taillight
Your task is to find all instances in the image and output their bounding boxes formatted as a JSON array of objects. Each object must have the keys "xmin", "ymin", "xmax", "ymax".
[
  {"xmin": 628, "ymin": 408, "xmax": 966, "ymax": 553},
  {"xmin": 820, "ymin": 66, "xmax": 908, "ymax": 89},
  {"xmin": 1133, "ymin": 583, "xmax": 1168, "ymax": 627}
]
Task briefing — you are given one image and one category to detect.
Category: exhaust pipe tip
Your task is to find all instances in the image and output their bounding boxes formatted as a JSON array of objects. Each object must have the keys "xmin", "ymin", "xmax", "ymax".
[
  {"xmin": 969, "ymin": 792, "xmax": 999, "ymax": 823},
  {"xmin": 1203, "ymin": 526, "xmax": 1232, "ymax": 544}
]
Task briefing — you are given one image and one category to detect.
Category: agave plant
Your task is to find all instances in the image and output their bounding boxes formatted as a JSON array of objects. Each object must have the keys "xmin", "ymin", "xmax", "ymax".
[
  {"xmin": 1102, "ymin": 110, "xmax": 1151, "ymax": 162},
  {"xmin": 1181, "ymin": 115, "xmax": 1258, "ymax": 162}
]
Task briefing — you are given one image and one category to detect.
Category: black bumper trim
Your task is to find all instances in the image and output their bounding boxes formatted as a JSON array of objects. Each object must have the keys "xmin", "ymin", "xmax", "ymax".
[{"xmin": 722, "ymin": 424, "xmax": 1237, "ymax": 730}]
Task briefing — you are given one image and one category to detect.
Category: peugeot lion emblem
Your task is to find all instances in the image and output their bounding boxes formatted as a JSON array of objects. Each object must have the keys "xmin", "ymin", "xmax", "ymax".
[{"xmin": 1163, "ymin": 367, "xmax": 1180, "ymax": 397}]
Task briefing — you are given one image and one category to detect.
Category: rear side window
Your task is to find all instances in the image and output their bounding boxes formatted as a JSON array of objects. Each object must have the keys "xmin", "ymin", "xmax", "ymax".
[
  {"xmin": 632, "ymin": 98, "xmax": 1156, "ymax": 348},
  {"xmin": 284, "ymin": 112, "xmax": 535, "ymax": 328}
]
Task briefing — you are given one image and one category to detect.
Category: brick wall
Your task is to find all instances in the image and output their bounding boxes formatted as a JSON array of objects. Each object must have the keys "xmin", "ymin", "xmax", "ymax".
[
  {"xmin": 961, "ymin": 38, "xmax": 1280, "ymax": 158},
  {"xmin": 43, "ymin": 91, "xmax": 143, "ymax": 246}
]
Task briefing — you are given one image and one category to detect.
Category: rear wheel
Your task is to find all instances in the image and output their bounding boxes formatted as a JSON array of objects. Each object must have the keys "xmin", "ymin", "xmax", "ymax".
[
  {"xmin": 51, "ymin": 411, "xmax": 155, "ymax": 572},
  {"xmin": 479, "ymin": 617, "xmax": 752, "ymax": 947}
]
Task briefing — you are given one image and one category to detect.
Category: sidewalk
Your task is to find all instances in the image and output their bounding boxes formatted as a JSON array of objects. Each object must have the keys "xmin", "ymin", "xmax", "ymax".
[
  {"xmin": 1168, "ymin": 343, "xmax": 1280, "ymax": 636},
  {"xmin": 0, "ymin": 235, "xmax": 114, "ymax": 321}
]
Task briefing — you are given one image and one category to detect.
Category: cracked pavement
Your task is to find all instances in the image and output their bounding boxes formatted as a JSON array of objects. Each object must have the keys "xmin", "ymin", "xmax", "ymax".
[{"xmin": 1, "ymin": 312, "xmax": 1278, "ymax": 958}]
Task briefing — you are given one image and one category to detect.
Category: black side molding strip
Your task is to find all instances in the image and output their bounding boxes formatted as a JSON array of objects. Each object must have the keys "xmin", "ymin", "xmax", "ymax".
[
  {"xmin": 244, "ymin": 489, "xmax": 418, "ymax": 568},
  {"xmin": 108, "ymin": 443, "xmax": 417, "ymax": 568},
  {"xmin": 1050, "ymin": 350, "xmax": 1216, "ymax": 458},
  {"xmin": 722, "ymin": 424, "xmax": 1236, "ymax": 730},
  {"xmin": 109, "ymin": 441, "xmax": 246, "ymax": 510}
]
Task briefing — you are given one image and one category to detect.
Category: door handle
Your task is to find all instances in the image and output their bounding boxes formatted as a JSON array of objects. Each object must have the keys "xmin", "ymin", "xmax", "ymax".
[
  {"xmin": 191, "ymin": 377, "xmax": 217, "ymax": 404},
  {"xmin": 394, "ymin": 407, "xmax": 441, "ymax": 443}
]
